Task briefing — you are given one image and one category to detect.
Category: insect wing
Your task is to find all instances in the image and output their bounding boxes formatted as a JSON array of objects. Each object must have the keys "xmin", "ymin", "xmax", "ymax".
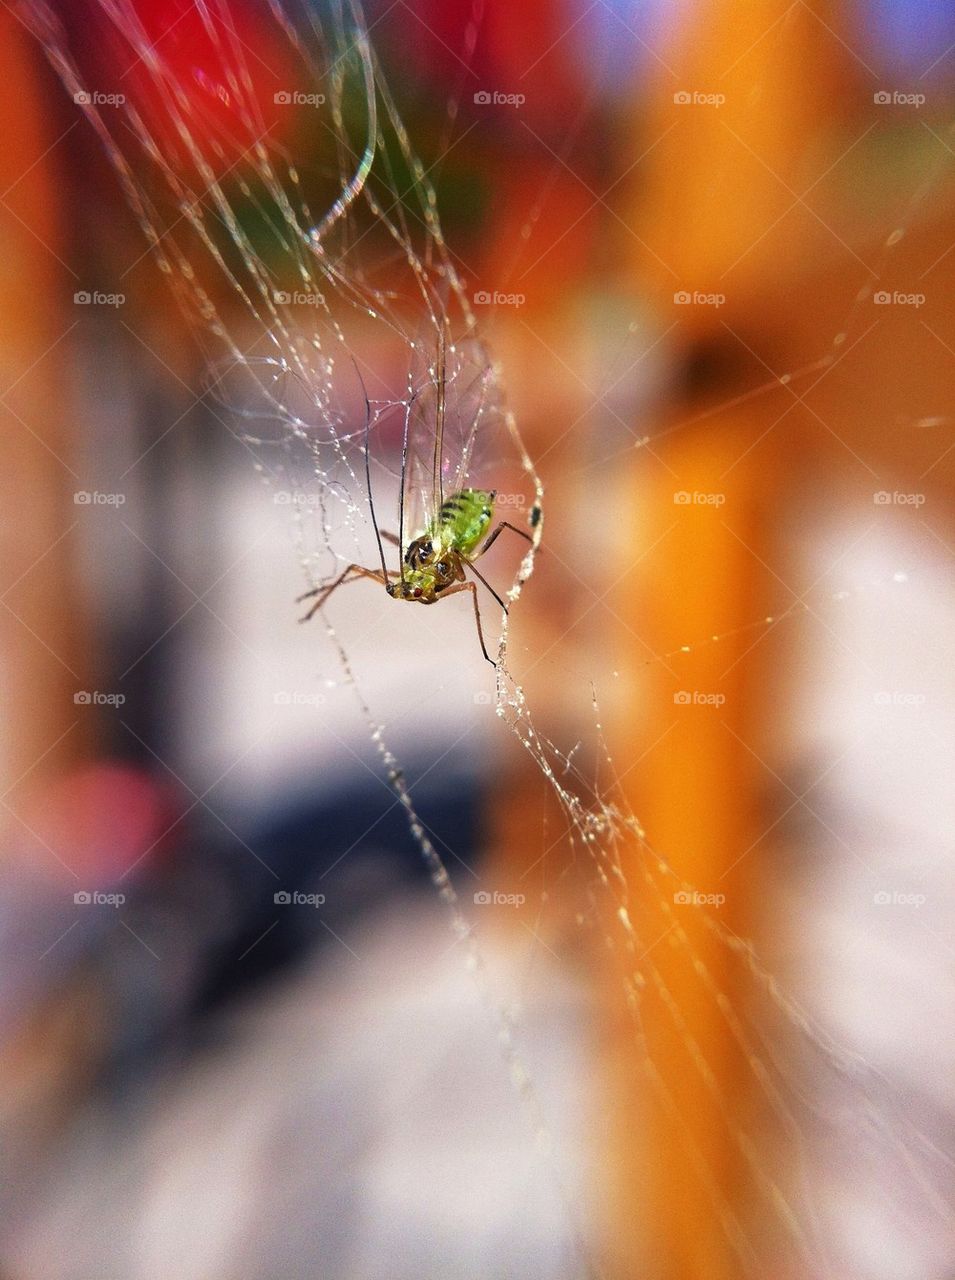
[{"xmin": 399, "ymin": 335, "xmax": 503, "ymax": 547}]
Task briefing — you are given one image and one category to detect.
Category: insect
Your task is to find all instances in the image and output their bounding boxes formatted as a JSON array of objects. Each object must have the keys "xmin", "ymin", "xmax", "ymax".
[
  {"xmin": 297, "ymin": 486, "xmax": 532, "ymax": 665},
  {"xmin": 295, "ymin": 330, "xmax": 532, "ymax": 665}
]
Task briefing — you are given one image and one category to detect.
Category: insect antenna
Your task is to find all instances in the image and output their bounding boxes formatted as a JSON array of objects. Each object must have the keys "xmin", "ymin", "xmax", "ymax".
[
  {"xmin": 352, "ymin": 356, "xmax": 389, "ymax": 581},
  {"xmin": 398, "ymin": 389, "xmax": 415, "ymax": 587},
  {"xmin": 433, "ymin": 322, "xmax": 447, "ymax": 513}
]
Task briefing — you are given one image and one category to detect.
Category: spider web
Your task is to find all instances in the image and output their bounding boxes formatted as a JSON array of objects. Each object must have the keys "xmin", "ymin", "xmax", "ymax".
[{"xmin": 23, "ymin": 1, "xmax": 955, "ymax": 1277}]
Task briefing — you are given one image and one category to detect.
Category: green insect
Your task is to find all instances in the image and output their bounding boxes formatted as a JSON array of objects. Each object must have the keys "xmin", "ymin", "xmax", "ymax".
[
  {"xmin": 297, "ymin": 334, "xmax": 534, "ymax": 665},
  {"xmin": 298, "ymin": 487, "xmax": 532, "ymax": 665}
]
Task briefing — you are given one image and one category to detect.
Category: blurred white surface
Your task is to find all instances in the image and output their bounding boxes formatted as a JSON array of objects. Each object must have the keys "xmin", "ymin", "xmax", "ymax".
[{"xmin": 11, "ymin": 896, "xmax": 593, "ymax": 1280}]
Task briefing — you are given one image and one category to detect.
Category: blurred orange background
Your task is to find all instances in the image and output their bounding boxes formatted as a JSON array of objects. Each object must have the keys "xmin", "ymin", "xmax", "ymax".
[{"xmin": 2, "ymin": 2, "xmax": 954, "ymax": 1278}]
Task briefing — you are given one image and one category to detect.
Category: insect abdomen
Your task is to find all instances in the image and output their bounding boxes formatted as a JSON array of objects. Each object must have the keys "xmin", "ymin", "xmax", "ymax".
[{"xmin": 436, "ymin": 488, "xmax": 494, "ymax": 557}]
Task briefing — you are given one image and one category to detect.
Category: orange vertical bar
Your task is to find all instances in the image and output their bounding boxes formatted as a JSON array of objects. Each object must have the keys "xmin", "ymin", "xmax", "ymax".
[
  {"xmin": 604, "ymin": 3, "xmax": 853, "ymax": 1274},
  {"xmin": 0, "ymin": 14, "xmax": 86, "ymax": 827}
]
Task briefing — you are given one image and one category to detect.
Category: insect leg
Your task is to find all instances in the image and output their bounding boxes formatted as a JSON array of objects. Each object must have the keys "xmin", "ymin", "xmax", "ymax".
[
  {"xmin": 477, "ymin": 520, "xmax": 534, "ymax": 557},
  {"xmin": 466, "ymin": 560, "xmax": 508, "ymax": 614},
  {"xmin": 439, "ymin": 580, "xmax": 496, "ymax": 666},
  {"xmin": 297, "ymin": 565, "xmax": 389, "ymax": 622},
  {"xmin": 379, "ymin": 530, "xmax": 401, "ymax": 547}
]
